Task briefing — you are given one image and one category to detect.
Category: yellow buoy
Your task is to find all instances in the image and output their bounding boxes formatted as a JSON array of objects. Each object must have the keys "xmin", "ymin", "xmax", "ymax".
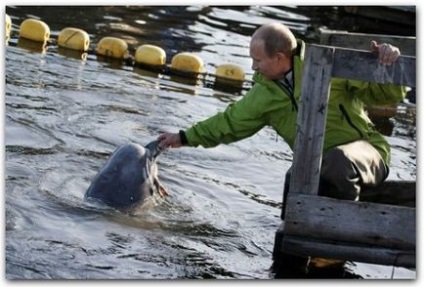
[
  {"xmin": 215, "ymin": 64, "xmax": 245, "ymax": 81},
  {"xmin": 96, "ymin": 37, "xmax": 129, "ymax": 59},
  {"xmin": 19, "ymin": 18, "xmax": 50, "ymax": 42},
  {"xmin": 135, "ymin": 44, "xmax": 166, "ymax": 66},
  {"xmin": 58, "ymin": 27, "xmax": 90, "ymax": 51},
  {"xmin": 171, "ymin": 52, "xmax": 204, "ymax": 74},
  {"xmin": 6, "ymin": 14, "xmax": 11, "ymax": 41}
]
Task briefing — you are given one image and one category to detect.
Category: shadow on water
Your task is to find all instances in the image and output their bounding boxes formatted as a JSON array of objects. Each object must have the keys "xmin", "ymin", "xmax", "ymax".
[{"xmin": 5, "ymin": 5, "xmax": 416, "ymax": 279}]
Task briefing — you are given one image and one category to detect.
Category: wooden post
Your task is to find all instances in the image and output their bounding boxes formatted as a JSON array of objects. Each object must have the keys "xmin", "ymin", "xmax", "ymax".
[{"xmin": 288, "ymin": 45, "xmax": 334, "ymax": 196}]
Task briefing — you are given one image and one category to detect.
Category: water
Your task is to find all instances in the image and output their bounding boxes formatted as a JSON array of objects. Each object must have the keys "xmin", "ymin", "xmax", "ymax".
[{"xmin": 4, "ymin": 6, "xmax": 416, "ymax": 279}]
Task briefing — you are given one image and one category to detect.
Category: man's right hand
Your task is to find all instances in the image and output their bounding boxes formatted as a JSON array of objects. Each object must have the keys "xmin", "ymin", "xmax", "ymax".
[{"xmin": 158, "ymin": 132, "xmax": 182, "ymax": 149}]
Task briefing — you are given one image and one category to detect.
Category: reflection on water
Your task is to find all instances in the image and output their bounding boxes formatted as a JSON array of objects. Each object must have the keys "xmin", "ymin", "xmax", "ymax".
[{"xmin": 5, "ymin": 6, "xmax": 416, "ymax": 279}]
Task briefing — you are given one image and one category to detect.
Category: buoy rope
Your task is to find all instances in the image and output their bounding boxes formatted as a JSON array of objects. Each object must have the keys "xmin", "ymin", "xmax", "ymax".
[{"xmin": 6, "ymin": 18, "xmax": 254, "ymax": 94}]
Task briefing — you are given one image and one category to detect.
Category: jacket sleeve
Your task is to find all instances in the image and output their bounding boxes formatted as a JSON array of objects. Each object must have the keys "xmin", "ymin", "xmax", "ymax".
[
  {"xmin": 184, "ymin": 84, "xmax": 269, "ymax": 148},
  {"xmin": 346, "ymin": 79, "xmax": 407, "ymax": 106}
]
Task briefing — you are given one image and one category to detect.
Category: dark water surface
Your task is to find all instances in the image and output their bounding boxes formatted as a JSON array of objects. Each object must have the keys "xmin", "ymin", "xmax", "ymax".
[{"xmin": 4, "ymin": 6, "xmax": 416, "ymax": 279}]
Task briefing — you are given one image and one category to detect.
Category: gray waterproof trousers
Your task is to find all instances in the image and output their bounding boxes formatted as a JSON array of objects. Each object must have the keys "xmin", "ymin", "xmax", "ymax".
[{"xmin": 281, "ymin": 140, "xmax": 389, "ymax": 219}]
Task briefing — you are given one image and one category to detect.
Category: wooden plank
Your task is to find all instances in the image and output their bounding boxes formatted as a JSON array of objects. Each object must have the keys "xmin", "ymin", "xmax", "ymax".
[
  {"xmin": 281, "ymin": 235, "xmax": 415, "ymax": 268},
  {"xmin": 320, "ymin": 29, "xmax": 416, "ymax": 56},
  {"xmin": 331, "ymin": 46, "xmax": 416, "ymax": 87},
  {"xmin": 289, "ymin": 45, "xmax": 334, "ymax": 196},
  {"xmin": 360, "ymin": 180, "xmax": 416, "ymax": 207},
  {"xmin": 284, "ymin": 193, "xmax": 415, "ymax": 249}
]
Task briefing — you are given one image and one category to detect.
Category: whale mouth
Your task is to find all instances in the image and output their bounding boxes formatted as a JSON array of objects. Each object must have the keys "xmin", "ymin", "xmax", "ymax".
[{"xmin": 145, "ymin": 140, "xmax": 163, "ymax": 159}]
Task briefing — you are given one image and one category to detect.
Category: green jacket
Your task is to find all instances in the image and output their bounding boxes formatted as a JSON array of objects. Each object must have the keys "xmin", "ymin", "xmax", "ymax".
[{"xmin": 184, "ymin": 40, "xmax": 406, "ymax": 165}]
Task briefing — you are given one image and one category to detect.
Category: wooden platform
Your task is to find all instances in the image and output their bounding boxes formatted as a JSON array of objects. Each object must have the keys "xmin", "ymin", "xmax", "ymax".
[
  {"xmin": 337, "ymin": 6, "xmax": 415, "ymax": 36},
  {"xmin": 273, "ymin": 32, "xmax": 416, "ymax": 271}
]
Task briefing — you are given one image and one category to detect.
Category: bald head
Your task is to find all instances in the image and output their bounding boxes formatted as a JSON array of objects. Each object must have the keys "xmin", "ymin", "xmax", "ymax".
[{"xmin": 252, "ymin": 23, "xmax": 297, "ymax": 58}]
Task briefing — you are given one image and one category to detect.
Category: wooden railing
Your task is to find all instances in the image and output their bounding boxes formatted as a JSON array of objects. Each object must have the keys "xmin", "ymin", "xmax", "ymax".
[{"xmin": 277, "ymin": 38, "xmax": 416, "ymax": 268}]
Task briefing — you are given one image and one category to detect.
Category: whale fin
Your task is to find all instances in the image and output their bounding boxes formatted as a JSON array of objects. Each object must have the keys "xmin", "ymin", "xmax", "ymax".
[{"xmin": 154, "ymin": 177, "xmax": 169, "ymax": 197}]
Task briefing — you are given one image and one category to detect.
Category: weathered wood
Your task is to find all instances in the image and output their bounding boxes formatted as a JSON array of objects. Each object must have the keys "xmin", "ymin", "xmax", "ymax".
[
  {"xmin": 276, "ymin": 40, "xmax": 416, "ymax": 270},
  {"xmin": 320, "ymin": 29, "xmax": 416, "ymax": 56},
  {"xmin": 284, "ymin": 193, "xmax": 415, "ymax": 249},
  {"xmin": 306, "ymin": 44, "xmax": 415, "ymax": 87},
  {"xmin": 289, "ymin": 45, "xmax": 334, "ymax": 196},
  {"xmin": 281, "ymin": 235, "xmax": 415, "ymax": 268},
  {"xmin": 360, "ymin": 180, "xmax": 416, "ymax": 207},
  {"xmin": 331, "ymin": 47, "xmax": 416, "ymax": 87}
]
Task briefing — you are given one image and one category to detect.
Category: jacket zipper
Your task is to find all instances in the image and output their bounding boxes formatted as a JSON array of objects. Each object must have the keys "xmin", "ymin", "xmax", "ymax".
[
  {"xmin": 274, "ymin": 79, "xmax": 298, "ymax": 112},
  {"xmin": 339, "ymin": 104, "xmax": 363, "ymax": 138}
]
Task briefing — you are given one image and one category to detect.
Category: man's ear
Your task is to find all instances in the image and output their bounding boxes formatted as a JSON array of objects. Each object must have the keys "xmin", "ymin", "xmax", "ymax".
[{"xmin": 276, "ymin": 52, "xmax": 287, "ymax": 62}]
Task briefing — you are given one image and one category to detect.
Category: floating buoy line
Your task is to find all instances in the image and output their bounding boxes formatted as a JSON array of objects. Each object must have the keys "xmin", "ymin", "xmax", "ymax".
[{"xmin": 5, "ymin": 16, "xmax": 254, "ymax": 93}]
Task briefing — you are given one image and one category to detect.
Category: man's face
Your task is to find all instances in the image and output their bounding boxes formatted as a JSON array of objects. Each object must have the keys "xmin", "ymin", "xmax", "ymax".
[{"xmin": 249, "ymin": 38, "xmax": 286, "ymax": 80}]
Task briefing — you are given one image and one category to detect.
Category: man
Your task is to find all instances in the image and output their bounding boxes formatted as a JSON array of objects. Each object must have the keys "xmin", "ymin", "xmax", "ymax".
[{"xmin": 158, "ymin": 22, "xmax": 406, "ymax": 275}]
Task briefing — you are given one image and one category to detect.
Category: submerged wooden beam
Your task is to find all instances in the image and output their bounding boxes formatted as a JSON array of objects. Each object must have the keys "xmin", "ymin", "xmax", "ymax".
[
  {"xmin": 284, "ymin": 193, "xmax": 415, "ymax": 249},
  {"xmin": 281, "ymin": 235, "xmax": 415, "ymax": 268}
]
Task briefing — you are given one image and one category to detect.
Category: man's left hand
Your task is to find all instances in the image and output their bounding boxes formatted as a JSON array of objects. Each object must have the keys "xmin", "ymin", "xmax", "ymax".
[{"xmin": 370, "ymin": 41, "xmax": 401, "ymax": 65}]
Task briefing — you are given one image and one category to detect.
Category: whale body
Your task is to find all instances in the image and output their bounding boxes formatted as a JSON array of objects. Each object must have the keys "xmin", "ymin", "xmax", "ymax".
[{"xmin": 84, "ymin": 140, "xmax": 168, "ymax": 209}]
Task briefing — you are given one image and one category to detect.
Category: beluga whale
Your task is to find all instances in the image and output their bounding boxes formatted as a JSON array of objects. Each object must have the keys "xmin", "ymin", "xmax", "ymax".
[{"xmin": 84, "ymin": 140, "xmax": 168, "ymax": 211}]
